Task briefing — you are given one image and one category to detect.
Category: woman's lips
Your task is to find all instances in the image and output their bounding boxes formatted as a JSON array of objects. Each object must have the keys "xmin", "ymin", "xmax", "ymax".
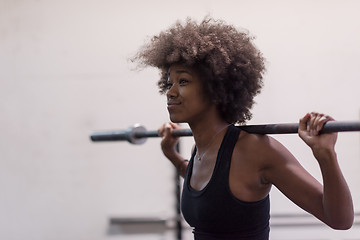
[{"xmin": 167, "ymin": 102, "xmax": 181, "ymax": 110}]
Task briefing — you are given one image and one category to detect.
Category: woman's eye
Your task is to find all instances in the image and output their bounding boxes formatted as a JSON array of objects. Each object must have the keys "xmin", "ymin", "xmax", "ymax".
[
  {"xmin": 179, "ymin": 79, "xmax": 189, "ymax": 85},
  {"xmin": 166, "ymin": 82, "xmax": 173, "ymax": 89}
]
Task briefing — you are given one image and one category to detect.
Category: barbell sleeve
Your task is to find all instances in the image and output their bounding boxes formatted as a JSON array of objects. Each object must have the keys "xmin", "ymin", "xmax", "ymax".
[{"xmin": 90, "ymin": 121, "xmax": 360, "ymax": 145}]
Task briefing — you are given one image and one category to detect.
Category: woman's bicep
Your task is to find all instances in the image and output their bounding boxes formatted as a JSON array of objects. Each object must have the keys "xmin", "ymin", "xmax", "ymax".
[{"xmin": 263, "ymin": 138, "xmax": 325, "ymax": 220}]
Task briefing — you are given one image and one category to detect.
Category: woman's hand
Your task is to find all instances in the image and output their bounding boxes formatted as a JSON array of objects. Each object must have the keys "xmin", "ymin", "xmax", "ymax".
[
  {"xmin": 158, "ymin": 122, "xmax": 188, "ymax": 177},
  {"xmin": 158, "ymin": 122, "xmax": 181, "ymax": 159},
  {"xmin": 298, "ymin": 112, "xmax": 338, "ymax": 160}
]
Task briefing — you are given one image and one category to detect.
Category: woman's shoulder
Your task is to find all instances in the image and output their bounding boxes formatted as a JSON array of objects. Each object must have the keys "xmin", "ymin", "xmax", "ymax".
[
  {"xmin": 237, "ymin": 131, "xmax": 274, "ymax": 150},
  {"xmin": 236, "ymin": 131, "xmax": 293, "ymax": 165}
]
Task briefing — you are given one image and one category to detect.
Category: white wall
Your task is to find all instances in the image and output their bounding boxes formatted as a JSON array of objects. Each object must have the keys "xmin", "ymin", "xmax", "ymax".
[{"xmin": 0, "ymin": 0, "xmax": 359, "ymax": 239}]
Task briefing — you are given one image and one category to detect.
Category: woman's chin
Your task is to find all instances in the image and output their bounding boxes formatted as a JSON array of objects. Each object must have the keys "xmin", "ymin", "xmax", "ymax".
[{"xmin": 169, "ymin": 115, "xmax": 185, "ymax": 124}]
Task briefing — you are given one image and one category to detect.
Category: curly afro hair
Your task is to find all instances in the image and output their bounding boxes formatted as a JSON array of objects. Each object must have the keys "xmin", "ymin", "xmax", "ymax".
[{"xmin": 133, "ymin": 17, "xmax": 266, "ymax": 124}]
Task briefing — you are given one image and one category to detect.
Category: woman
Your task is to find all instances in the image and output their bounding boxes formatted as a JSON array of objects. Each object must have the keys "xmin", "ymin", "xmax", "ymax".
[{"xmin": 133, "ymin": 18, "xmax": 354, "ymax": 240}]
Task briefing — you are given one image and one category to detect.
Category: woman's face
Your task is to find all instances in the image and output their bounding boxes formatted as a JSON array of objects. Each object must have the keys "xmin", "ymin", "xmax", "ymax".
[{"xmin": 166, "ymin": 64, "xmax": 214, "ymax": 124}]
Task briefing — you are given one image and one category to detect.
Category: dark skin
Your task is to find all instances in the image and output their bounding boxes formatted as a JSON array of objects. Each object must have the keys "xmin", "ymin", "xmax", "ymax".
[{"xmin": 159, "ymin": 64, "xmax": 354, "ymax": 230}]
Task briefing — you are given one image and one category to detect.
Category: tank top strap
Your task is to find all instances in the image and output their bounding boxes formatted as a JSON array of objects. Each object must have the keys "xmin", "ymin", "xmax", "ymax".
[
  {"xmin": 185, "ymin": 125, "xmax": 241, "ymax": 189},
  {"xmin": 216, "ymin": 125, "xmax": 241, "ymax": 171}
]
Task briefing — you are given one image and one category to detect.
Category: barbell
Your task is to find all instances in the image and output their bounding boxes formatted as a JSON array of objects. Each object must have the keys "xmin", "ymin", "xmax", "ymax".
[{"xmin": 90, "ymin": 121, "xmax": 360, "ymax": 145}]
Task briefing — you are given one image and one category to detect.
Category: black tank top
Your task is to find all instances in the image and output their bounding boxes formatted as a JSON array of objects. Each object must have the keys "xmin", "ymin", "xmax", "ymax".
[{"xmin": 181, "ymin": 125, "xmax": 270, "ymax": 240}]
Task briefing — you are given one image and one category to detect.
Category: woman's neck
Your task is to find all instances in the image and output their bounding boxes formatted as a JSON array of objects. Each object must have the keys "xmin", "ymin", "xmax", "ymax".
[{"xmin": 189, "ymin": 118, "xmax": 230, "ymax": 152}]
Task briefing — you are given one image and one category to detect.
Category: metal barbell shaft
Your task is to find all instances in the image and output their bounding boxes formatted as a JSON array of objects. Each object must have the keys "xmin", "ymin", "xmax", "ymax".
[
  {"xmin": 238, "ymin": 121, "xmax": 360, "ymax": 134},
  {"xmin": 90, "ymin": 121, "xmax": 360, "ymax": 145}
]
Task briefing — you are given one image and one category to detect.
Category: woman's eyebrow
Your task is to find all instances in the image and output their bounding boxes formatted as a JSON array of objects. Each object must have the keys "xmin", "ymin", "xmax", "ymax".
[
  {"xmin": 167, "ymin": 69, "xmax": 192, "ymax": 78},
  {"xmin": 175, "ymin": 70, "xmax": 191, "ymax": 74}
]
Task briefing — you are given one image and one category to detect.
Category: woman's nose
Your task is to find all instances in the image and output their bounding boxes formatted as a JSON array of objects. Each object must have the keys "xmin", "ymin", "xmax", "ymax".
[{"xmin": 166, "ymin": 84, "xmax": 178, "ymax": 99}]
